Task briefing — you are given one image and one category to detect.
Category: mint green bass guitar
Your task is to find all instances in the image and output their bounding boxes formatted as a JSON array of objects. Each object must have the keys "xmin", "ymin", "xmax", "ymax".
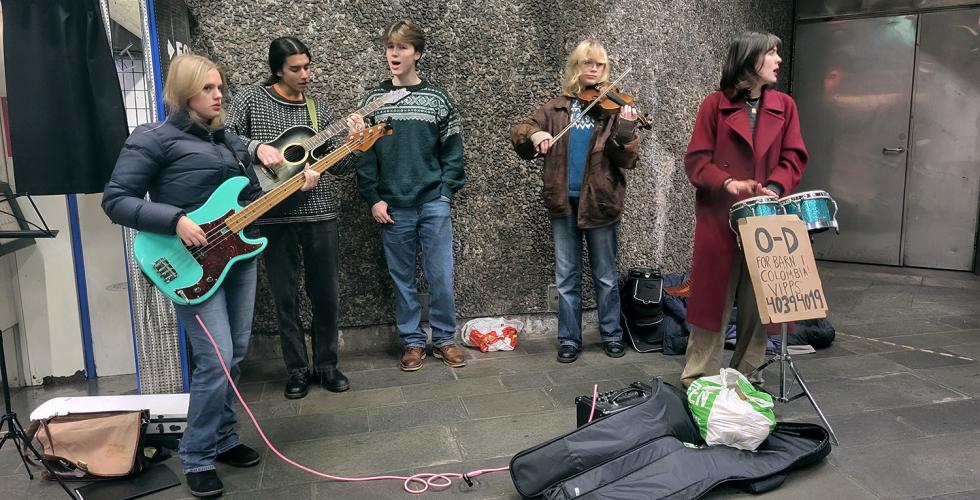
[{"xmin": 133, "ymin": 123, "xmax": 391, "ymax": 305}]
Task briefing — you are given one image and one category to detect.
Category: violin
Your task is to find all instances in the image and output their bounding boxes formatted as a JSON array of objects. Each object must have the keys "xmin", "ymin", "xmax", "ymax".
[
  {"xmin": 578, "ymin": 83, "xmax": 653, "ymax": 130},
  {"xmin": 526, "ymin": 71, "xmax": 646, "ymax": 159}
]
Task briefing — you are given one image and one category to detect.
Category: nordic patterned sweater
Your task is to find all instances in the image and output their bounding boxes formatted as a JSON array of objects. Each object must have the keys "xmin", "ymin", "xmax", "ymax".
[
  {"xmin": 228, "ymin": 85, "xmax": 355, "ymax": 224},
  {"xmin": 356, "ymin": 79, "xmax": 464, "ymax": 208}
]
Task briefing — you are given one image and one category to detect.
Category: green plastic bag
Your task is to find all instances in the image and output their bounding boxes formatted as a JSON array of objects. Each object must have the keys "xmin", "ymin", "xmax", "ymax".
[{"xmin": 687, "ymin": 368, "xmax": 776, "ymax": 450}]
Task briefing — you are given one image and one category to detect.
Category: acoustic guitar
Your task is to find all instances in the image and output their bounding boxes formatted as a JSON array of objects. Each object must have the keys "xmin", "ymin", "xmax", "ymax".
[{"xmin": 254, "ymin": 88, "xmax": 409, "ymax": 191}]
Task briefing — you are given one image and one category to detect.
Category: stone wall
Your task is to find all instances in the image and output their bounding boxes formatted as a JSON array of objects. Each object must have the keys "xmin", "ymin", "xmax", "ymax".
[{"xmin": 183, "ymin": 0, "xmax": 793, "ymax": 340}]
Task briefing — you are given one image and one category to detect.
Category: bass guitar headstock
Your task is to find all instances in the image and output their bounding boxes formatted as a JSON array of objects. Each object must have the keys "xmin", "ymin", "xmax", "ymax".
[{"xmin": 347, "ymin": 122, "xmax": 393, "ymax": 152}]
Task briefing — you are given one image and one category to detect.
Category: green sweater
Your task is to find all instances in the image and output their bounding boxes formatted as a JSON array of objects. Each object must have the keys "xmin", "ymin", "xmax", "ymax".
[{"xmin": 356, "ymin": 79, "xmax": 464, "ymax": 207}]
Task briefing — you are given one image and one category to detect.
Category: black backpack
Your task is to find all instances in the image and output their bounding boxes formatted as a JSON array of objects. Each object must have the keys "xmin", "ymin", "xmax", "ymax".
[
  {"xmin": 620, "ymin": 267, "xmax": 665, "ymax": 352},
  {"xmin": 660, "ymin": 272, "xmax": 692, "ymax": 355}
]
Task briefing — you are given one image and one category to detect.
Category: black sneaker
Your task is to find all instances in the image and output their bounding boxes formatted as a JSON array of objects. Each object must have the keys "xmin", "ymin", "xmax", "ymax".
[
  {"xmin": 284, "ymin": 371, "xmax": 309, "ymax": 399},
  {"xmin": 186, "ymin": 469, "xmax": 223, "ymax": 497},
  {"xmin": 602, "ymin": 341, "xmax": 626, "ymax": 358},
  {"xmin": 557, "ymin": 345, "xmax": 579, "ymax": 363},
  {"xmin": 215, "ymin": 443, "xmax": 261, "ymax": 468},
  {"xmin": 317, "ymin": 368, "xmax": 350, "ymax": 393}
]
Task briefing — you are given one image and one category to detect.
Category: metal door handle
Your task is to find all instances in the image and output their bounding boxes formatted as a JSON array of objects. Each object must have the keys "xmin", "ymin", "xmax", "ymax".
[{"xmin": 882, "ymin": 147, "xmax": 906, "ymax": 154}]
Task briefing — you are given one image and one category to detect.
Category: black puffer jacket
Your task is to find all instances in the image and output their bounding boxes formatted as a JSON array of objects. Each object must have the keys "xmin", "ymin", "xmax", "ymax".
[{"xmin": 102, "ymin": 110, "xmax": 264, "ymax": 234}]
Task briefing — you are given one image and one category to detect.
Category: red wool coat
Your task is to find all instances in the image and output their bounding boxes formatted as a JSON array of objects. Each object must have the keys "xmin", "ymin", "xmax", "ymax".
[{"xmin": 684, "ymin": 89, "xmax": 808, "ymax": 332}]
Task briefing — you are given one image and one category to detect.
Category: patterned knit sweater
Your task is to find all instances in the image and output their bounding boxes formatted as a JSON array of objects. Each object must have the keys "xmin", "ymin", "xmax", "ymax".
[
  {"xmin": 228, "ymin": 85, "xmax": 355, "ymax": 224},
  {"xmin": 356, "ymin": 79, "xmax": 464, "ymax": 208}
]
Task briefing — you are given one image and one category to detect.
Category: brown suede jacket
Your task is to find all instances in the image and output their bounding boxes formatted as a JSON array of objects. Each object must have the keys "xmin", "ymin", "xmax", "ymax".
[{"xmin": 510, "ymin": 96, "xmax": 640, "ymax": 228}]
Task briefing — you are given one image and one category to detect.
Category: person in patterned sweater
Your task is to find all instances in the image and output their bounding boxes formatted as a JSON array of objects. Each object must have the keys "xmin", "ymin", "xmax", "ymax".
[
  {"xmin": 355, "ymin": 20, "xmax": 467, "ymax": 371},
  {"xmin": 228, "ymin": 37, "xmax": 359, "ymax": 399}
]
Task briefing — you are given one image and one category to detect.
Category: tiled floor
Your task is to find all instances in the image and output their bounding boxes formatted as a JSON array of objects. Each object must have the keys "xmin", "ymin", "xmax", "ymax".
[{"xmin": 2, "ymin": 262, "xmax": 979, "ymax": 499}]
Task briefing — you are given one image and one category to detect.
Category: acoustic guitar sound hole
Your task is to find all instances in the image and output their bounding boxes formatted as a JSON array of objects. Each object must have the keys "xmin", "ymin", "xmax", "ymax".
[{"xmin": 283, "ymin": 145, "xmax": 306, "ymax": 163}]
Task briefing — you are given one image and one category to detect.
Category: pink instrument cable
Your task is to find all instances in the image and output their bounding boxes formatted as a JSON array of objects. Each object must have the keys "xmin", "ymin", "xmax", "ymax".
[
  {"xmin": 194, "ymin": 315, "xmax": 509, "ymax": 494},
  {"xmin": 587, "ymin": 384, "xmax": 599, "ymax": 423}
]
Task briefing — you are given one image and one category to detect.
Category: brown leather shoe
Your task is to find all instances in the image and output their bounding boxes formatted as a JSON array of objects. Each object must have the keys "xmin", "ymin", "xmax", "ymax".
[
  {"xmin": 433, "ymin": 344, "xmax": 466, "ymax": 368},
  {"xmin": 400, "ymin": 346, "xmax": 426, "ymax": 371}
]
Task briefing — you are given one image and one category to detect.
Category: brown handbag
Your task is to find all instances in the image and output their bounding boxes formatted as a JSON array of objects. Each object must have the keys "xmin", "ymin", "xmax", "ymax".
[{"xmin": 27, "ymin": 410, "xmax": 149, "ymax": 480}]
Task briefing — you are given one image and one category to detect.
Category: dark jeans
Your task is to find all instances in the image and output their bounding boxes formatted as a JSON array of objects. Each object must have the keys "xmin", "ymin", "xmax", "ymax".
[{"xmin": 261, "ymin": 220, "xmax": 340, "ymax": 375}]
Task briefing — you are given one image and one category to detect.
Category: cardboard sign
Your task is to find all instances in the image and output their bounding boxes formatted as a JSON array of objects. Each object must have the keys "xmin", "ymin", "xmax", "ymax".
[{"xmin": 738, "ymin": 215, "xmax": 828, "ymax": 324}]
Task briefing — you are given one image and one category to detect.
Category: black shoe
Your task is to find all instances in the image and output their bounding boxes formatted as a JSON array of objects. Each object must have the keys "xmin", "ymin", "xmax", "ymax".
[
  {"xmin": 283, "ymin": 371, "xmax": 309, "ymax": 400},
  {"xmin": 317, "ymin": 368, "xmax": 350, "ymax": 393},
  {"xmin": 602, "ymin": 341, "xmax": 626, "ymax": 358},
  {"xmin": 557, "ymin": 345, "xmax": 579, "ymax": 363},
  {"xmin": 186, "ymin": 469, "xmax": 224, "ymax": 497},
  {"xmin": 215, "ymin": 443, "xmax": 261, "ymax": 467}
]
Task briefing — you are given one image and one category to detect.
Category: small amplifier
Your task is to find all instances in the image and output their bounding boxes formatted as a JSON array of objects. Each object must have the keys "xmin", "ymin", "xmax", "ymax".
[{"xmin": 575, "ymin": 381, "xmax": 653, "ymax": 427}]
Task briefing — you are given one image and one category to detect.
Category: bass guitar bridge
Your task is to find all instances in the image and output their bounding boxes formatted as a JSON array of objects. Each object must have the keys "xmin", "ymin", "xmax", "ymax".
[{"xmin": 153, "ymin": 258, "xmax": 178, "ymax": 283}]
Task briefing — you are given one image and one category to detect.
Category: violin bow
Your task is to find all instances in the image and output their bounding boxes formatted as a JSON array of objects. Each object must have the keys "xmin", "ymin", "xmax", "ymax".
[{"xmin": 548, "ymin": 67, "xmax": 633, "ymax": 147}]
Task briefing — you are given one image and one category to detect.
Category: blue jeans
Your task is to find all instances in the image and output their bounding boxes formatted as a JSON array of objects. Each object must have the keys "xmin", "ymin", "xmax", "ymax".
[
  {"xmin": 381, "ymin": 197, "xmax": 457, "ymax": 347},
  {"xmin": 174, "ymin": 259, "xmax": 257, "ymax": 473},
  {"xmin": 551, "ymin": 201, "xmax": 623, "ymax": 348}
]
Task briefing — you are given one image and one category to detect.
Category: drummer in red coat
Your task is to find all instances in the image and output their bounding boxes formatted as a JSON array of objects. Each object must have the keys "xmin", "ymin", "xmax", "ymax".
[{"xmin": 681, "ymin": 31, "xmax": 808, "ymax": 388}]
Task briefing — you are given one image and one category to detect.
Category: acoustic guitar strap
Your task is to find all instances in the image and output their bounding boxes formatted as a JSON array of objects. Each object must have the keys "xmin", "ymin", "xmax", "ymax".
[{"xmin": 305, "ymin": 97, "xmax": 318, "ymax": 131}]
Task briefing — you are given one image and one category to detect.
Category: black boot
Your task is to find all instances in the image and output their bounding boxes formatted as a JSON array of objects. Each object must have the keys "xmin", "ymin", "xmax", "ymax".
[
  {"xmin": 557, "ymin": 345, "xmax": 579, "ymax": 363},
  {"xmin": 215, "ymin": 443, "xmax": 261, "ymax": 467},
  {"xmin": 602, "ymin": 341, "xmax": 626, "ymax": 358},
  {"xmin": 317, "ymin": 368, "xmax": 350, "ymax": 392},
  {"xmin": 186, "ymin": 470, "xmax": 223, "ymax": 498},
  {"xmin": 283, "ymin": 371, "xmax": 309, "ymax": 399}
]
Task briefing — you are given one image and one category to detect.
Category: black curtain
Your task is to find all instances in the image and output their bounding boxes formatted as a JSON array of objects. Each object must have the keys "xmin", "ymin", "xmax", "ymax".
[{"xmin": 1, "ymin": 0, "xmax": 128, "ymax": 195}]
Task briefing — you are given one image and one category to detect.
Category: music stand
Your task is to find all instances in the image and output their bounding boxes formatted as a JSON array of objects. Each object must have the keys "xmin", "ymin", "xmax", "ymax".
[
  {"xmin": 1, "ymin": 183, "xmax": 59, "ymax": 252},
  {"xmin": 0, "ymin": 185, "xmax": 76, "ymax": 499}
]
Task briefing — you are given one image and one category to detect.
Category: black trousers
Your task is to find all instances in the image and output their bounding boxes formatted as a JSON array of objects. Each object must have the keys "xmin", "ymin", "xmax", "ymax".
[{"xmin": 261, "ymin": 220, "xmax": 340, "ymax": 375}]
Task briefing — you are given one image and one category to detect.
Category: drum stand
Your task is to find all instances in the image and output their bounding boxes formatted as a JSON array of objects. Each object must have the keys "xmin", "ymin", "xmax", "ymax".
[{"xmin": 750, "ymin": 322, "xmax": 840, "ymax": 446}]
